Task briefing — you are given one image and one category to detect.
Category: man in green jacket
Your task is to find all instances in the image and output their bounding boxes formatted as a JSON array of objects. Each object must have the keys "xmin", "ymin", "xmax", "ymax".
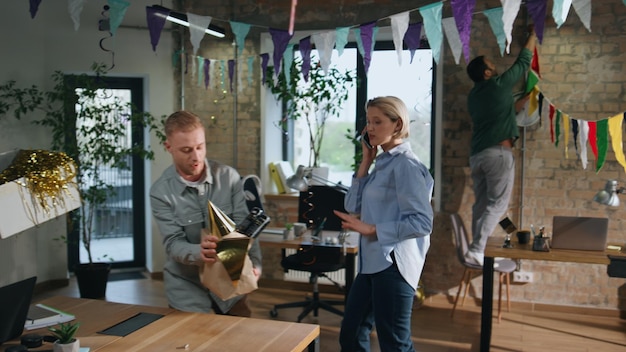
[{"xmin": 464, "ymin": 28, "xmax": 537, "ymax": 266}]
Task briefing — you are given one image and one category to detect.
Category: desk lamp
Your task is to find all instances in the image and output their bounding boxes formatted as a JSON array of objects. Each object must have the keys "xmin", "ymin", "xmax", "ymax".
[
  {"xmin": 593, "ymin": 180, "xmax": 625, "ymax": 207},
  {"xmin": 286, "ymin": 165, "xmax": 349, "ymax": 192}
]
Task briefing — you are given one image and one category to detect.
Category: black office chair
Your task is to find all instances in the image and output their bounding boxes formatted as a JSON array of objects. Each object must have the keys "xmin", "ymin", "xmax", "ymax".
[{"xmin": 270, "ymin": 244, "xmax": 345, "ymax": 322}]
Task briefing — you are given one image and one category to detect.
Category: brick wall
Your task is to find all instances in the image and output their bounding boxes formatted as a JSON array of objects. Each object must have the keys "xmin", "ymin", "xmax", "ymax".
[{"xmin": 175, "ymin": 0, "xmax": 626, "ymax": 310}]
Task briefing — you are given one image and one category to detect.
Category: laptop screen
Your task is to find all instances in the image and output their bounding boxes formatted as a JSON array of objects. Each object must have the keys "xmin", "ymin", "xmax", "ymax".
[
  {"xmin": 0, "ymin": 276, "xmax": 36, "ymax": 344},
  {"xmin": 551, "ymin": 216, "xmax": 609, "ymax": 251}
]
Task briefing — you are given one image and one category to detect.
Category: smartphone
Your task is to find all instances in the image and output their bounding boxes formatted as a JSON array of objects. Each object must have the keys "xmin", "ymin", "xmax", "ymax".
[
  {"xmin": 357, "ymin": 132, "xmax": 374, "ymax": 149},
  {"xmin": 236, "ymin": 207, "xmax": 271, "ymax": 238}
]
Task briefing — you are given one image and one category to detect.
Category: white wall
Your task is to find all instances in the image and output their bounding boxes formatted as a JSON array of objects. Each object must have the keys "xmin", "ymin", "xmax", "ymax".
[{"xmin": 0, "ymin": 1, "xmax": 175, "ymax": 286}]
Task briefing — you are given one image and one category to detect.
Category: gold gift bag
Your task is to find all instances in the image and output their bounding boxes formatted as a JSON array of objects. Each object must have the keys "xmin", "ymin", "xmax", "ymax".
[{"xmin": 199, "ymin": 201, "xmax": 258, "ymax": 300}]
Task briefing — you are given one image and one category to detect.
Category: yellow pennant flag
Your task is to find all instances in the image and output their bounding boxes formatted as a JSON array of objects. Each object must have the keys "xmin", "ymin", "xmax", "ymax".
[
  {"xmin": 608, "ymin": 113, "xmax": 626, "ymax": 174},
  {"xmin": 528, "ymin": 85, "xmax": 540, "ymax": 115},
  {"xmin": 562, "ymin": 113, "xmax": 570, "ymax": 158}
]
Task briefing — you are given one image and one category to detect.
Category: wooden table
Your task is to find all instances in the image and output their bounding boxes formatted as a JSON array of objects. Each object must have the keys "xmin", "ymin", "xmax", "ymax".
[
  {"xmin": 480, "ymin": 237, "xmax": 625, "ymax": 352},
  {"xmin": 3, "ymin": 296, "xmax": 320, "ymax": 352},
  {"xmin": 258, "ymin": 230, "xmax": 359, "ymax": 300}
]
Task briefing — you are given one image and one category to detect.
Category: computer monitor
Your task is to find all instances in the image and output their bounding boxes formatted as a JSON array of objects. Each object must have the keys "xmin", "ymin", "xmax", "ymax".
[{"xmin": 0, "ymin": 276, "xmax": 37, "ymax": 344}]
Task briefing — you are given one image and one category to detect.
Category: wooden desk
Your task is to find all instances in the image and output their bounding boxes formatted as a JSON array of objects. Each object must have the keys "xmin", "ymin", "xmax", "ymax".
[
  {"xmin": 480, "ymin": 237, "xmax": 625, "ymax": 352},
  {"xmin": 4, "ymin": 296, "xmax": 319, "ymax": 352},
  {"xmin": 259, "ymin": 230, "xmax": 359, "ymax": 300}
]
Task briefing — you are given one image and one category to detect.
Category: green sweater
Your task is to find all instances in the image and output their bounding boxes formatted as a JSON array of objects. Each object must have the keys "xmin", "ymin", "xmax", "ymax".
[{"xmin": 468, "ymin": 48, "xmax": 532, "ymax": 156}]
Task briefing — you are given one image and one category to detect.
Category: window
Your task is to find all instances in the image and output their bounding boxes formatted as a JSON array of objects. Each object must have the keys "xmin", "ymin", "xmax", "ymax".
[{"xmin": 291, "ymin": 42, "xmax": 434, "ymax": 186}]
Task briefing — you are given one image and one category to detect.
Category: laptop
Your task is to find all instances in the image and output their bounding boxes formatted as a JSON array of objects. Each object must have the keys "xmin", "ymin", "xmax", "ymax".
[
  {"xmin": 0, "ymin": 276, "xmax": 36, "ymax": 344},
  {"xmin": 551, "ymin": 216, "xmax": 609, "ymax": 251}
]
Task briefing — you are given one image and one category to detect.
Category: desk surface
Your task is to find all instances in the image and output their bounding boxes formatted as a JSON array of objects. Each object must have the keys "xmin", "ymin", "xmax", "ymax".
[
  {"xmin": 484, "ymin": 236, "xmax": 625, "ymax": 265},
  {"xmin": 5, "ymin": 296, "xmax": 319, "ymax": 352},
  {"xmin": 258, "ymin": 229, "xmax": 359, "ymax": 254}
]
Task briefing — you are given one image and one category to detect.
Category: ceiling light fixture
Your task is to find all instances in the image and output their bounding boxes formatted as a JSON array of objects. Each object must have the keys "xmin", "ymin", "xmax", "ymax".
[{"xmin": 149, "ymin": 5, "xmax": 225, "ymax": 38}]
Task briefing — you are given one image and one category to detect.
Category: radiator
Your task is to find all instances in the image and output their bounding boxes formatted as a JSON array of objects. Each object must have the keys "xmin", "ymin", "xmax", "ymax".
[{"xmin": 282, "ymin": 248, "xmax": 351, "ymax": 285}]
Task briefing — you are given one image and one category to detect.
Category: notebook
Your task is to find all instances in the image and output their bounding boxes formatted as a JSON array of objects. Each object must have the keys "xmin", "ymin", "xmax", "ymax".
[
  {"xmin": 551, "ymin": 216, "xmax": 609, "ymax": 251},
  {"xmin": 0, "ymin": 276, "xmax": 36, "ymax": 344}
]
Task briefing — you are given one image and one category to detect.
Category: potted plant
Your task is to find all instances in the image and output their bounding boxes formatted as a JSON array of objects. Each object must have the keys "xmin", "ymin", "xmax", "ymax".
[
  {"xmin": 0, "ymin": 63, "xmax": 165, "ymax": 298},
  {"xmin": 49, "ymin": 322, "xmax": 80, "ymax": 352},
  {"xmin": 265, "ymin": 57, "xmax": 355, "ymax": 168}
]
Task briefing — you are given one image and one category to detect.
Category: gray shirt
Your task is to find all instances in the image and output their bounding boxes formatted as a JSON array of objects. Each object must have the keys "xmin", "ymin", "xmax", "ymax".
[{"xmin": 150, "ymin": 159, "xmax": 262, "ymax": 313}]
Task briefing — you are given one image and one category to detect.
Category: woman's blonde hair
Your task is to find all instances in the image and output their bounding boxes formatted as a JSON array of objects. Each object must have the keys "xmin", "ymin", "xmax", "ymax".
[{"xmin": 365, "ymin": 96, "xmax": 410, "ymax": 138}]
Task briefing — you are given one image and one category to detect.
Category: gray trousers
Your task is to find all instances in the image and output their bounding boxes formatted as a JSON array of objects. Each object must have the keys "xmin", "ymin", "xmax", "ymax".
[{"xmin": 469, "ymin": 145, "xmax": 515, "ymax": 253}]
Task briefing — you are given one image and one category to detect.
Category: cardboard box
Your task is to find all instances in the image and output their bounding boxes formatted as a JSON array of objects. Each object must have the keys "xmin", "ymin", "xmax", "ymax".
[{"xmin": 0, "ymin": 149, "xmax": 81, "ymax": 239}]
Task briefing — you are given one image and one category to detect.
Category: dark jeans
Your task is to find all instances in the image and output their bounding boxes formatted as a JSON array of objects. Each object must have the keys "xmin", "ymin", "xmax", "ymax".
[{"xmin": 339, "ymin": 264, "xmax": 416, "ymax": 352}]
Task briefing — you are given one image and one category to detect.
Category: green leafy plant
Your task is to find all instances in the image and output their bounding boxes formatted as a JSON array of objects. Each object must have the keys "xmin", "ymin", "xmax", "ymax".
[
  {"xmin": 265, "ymin": 57, "xmax": 355, "ymax": 167},
  {"xmin": 0, "ymin": 63, "xmax": 165, "ymax": 264},
  {"xmin": 48, "ymin": 322, "xmax": 80, "ymax": 344}
]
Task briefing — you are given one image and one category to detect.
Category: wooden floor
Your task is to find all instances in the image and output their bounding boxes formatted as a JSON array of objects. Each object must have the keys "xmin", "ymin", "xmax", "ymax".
[{"xmin": 34, "ymin": 272, "xmax": 626, "ymax": 352}]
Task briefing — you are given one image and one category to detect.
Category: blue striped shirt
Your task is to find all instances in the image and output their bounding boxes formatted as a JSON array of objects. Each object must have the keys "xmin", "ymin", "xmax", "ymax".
[{"xmin": 344, "ymin": 142, "xmax": 434, "ymax": 290}]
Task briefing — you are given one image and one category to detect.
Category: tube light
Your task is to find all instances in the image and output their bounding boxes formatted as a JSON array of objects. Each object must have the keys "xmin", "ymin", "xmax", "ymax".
[{"xmin": 150, "ymin": 5, "xmax": 226, "ymax": 38}]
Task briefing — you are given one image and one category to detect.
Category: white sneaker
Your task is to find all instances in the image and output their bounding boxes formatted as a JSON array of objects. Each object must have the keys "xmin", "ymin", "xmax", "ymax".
[{"xmin": 464, "ymin": 250, "xmax": 484, "ymax": 267}]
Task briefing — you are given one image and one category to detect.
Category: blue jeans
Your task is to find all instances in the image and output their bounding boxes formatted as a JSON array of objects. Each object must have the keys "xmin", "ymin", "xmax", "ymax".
[
  {"xmin": 469, "ymin": 145, "xmax": 515, "ymax": 253},
  {"xmin": 339, "ymin": 264, "xmax": 416, "ymax": 352}
]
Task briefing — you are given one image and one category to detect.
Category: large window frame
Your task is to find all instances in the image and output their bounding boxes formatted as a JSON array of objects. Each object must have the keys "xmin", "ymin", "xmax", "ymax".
[{"xmin": 260, "ymin": 28, "xmax": 442, "ymax": 211}]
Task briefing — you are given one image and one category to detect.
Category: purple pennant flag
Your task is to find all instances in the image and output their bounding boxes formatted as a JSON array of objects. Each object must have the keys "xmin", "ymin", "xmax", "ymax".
[
  {"xmin": 260, "ymin": 53, "xmax": 270, "ymax": 84},
  {"xmin": 204, "ymin": 59, "xmax": 210, "ymax": 89},
  {"xmin": 228, "ymin": 59, "xmax": 235, "ymax": 92},
  {"xmin": 29, "ymin": 0, "xmax": 42, "ymax": 19},
  {"xmin": 451, "ymin": 0, "xmax": 476, "ymax": 64},
  {"xmin": 525, "ymin": 0, "xmax": 547, "ymax": 44},
  {"xmin": 359, "ymin": 22, "xmax": 376, "ymax": 74},
  {"xmin": 146, "ymin": 6, "xmax": 169, "ymax": 52},
  {"xmin": 404, "ymin": 22, "xmax": 423, "ymax": 64},
  {"xmin": 269, "ymin": 28, "xmax": 293, "ymax": 77},
  {"xmin": 299, "ymin": 36, "xmax": 312, "ymax": 81}
]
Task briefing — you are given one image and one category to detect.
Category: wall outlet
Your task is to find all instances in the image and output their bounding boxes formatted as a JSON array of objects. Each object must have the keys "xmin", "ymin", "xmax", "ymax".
[{"xmin": 513, "ymin": 271, "xmax": 533, "ymax": 283}]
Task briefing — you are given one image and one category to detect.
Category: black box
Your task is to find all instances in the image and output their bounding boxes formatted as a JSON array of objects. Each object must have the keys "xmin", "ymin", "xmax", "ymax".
[{"xmin": 298, "ymin": 186, "xmax": 346, "ymax": 231}]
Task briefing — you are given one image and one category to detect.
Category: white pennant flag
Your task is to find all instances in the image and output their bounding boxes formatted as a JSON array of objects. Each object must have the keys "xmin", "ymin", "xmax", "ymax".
[
  {"xmin": 552, "ymin": 0, "xmax": 573, "ymax": 29},
  {"xmin": 572, "ymin": 0, "xmax": 591, "ymax": 32},
  {"xmin": 578, "ymin": 119, "xmax": 589, "ymax": 169},
  {"xmin": 187, "ymin": 13, "xmax": 213, "ymax": 55},
  {"xmin": 501, "ymin": 0, "xmax": 522, "ymax": 54},
  {"xmin": 390, "ymin": 12, "xmax": 410, "ymax": 66},
  {"xmin": 442, "ymin": 17, "xmax": 463, "ymax": 65},
  {"xmin": 311, "ymin": 31, "xmax": 336, "ymax": 74},
  {"xmin": 68, "ymin": 0, "xmax": 86, "ymax": 31}
]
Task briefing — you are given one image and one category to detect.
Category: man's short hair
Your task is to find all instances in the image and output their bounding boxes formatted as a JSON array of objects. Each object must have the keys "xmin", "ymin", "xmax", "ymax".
[
  {"xmin": 467, "ymin": 56, "xmax": 487, "ymax": 83},
  {"xmin": 164, "ymin": 110, "xmax": 204, "ymax": 137}
]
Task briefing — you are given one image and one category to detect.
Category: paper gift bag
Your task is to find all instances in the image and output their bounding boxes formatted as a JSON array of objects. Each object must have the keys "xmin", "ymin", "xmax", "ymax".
[{"xmin": 198, "ymin": 201, "xmax": 258, "ymax": 300}]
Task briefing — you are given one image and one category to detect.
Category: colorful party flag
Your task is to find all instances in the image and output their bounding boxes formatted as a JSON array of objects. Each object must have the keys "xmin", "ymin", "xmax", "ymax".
[
  {"xmin": 312, "ymin": 31, "xmax": 336, "ymax": 74},
  {"xmin": 260, "ymin": 53, "xmax": 270, "ymax": 83},
  {"xmin": 403, "ymin": 22, "xmax": 423, "ymax": 64},
  {"xmin": 299, "ymin": 36, "xmax": 312, "ymax": 81},
  {"xmin": 146, "ymin": 6, "xmax": 169, "ymax": 52},
  {"xmin": 549, "ymin": 104, "xmax": 556, "ymax": 142},
  {"xmin": 231, "ymin": 21, "xmax": 251, "ymax": 56},
  {"xmin": 107, "ymin": 0, "xmax": 130, "ymax": 36},
  {"xmin": 501, "ymin": 0, "xmax": 523, "ymax": 54},
  {"xmin": 68, "ymin": 0, "xmax": 86, "ymax": 31},
  {"xmin": 442, "ymin": 17, "xmax": 463, "ymax": 65},
  {"xmin": 588, "ymin": 121, "xmax": 598, "ymax": 161},
  {"xmin": 483, "ymin": 8, "xmax": 506, "ymax": 56},
  {"xmin": 526, "ymin": 0, "xmax": 548, "ymax": 43},
  {"xmin": 553, "ymin": 0, "xmax": 572, "ymax": 29},
  {"xmin": 562, "ymin": 113, "xmax": 570, "ymax": 158},
  {"xmin": 572, "ymin": 0, "xmax": 591, "ymax": 32},
  {"xmin": 354, "ymin": 22, "xmax": 378, "ymax": 74},
  {"xmin": 335, "ymin": 27, "xmax": 350, "ymax": 56},
  {"xmin": 419, "ymin": 2, "xmax": 444, "ymax": 64},
  {"xmin": 30, "ymin": 0, "xmax": 42, "ymax": 19},
  {"xmin": 608, "ymin": 114, "xmax": 626, "ymax": 173},
  {"xmin": 188, "ymin": 13, "xmax": 212, "ymax": 55},
  {"xmin": 269, "ymin": 28, "xmax": 293, "ymax": 77},
  {"xmin": 450, "ymin": 0, "xmax": 476, "ymax": 64},
  {"xmin": 578, "ymin": 119, "xmax": 589, "ymax": 169},
  {"xmin": 595, "ymin": 119, "xmax": 608, "ymax": 172},
  {"xmin": 390, "ymin": 12, "xmax": 410, "ymax": 65}
]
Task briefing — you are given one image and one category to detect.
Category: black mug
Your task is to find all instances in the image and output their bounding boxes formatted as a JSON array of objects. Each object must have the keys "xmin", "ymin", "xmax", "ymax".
[{"xmin": 517, "ymin": 230, "xmax": 531, "ymax": 244}]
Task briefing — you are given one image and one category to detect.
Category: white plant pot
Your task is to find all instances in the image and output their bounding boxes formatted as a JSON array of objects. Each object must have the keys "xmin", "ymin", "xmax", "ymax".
[{"xmin": 53, "ymin": 339, "xmax": 80, "ymax": 352}]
